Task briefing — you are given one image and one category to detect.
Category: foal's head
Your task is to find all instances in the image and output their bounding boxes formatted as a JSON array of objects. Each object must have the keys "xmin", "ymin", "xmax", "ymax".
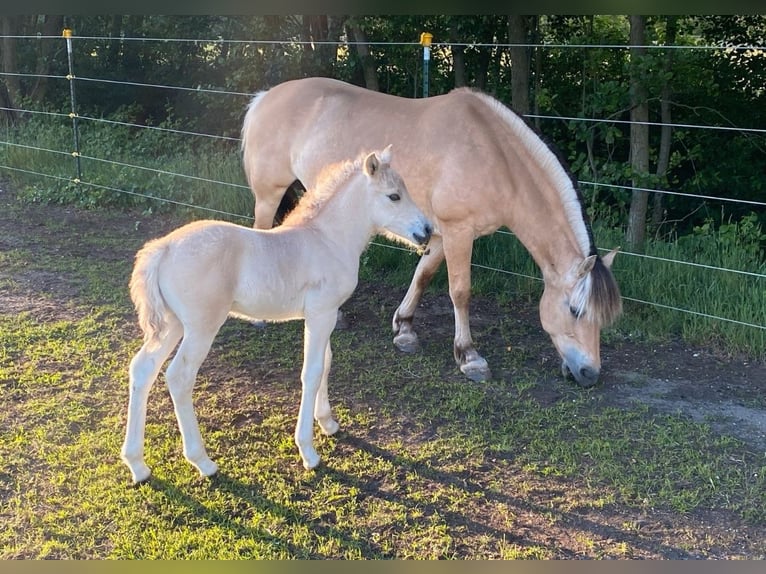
[
  {"xmin": 539, "ymin": 249, "xmax": 622, "ymax": 387},
  {"xmin": 363, "ymin": 146, "xmax": 432, "ymax": 248}
]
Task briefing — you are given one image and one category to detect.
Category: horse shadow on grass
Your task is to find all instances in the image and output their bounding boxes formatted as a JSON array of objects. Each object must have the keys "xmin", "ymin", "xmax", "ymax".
[{"xmin": 138, "ymin": 430, "xmax": 700, "ymax": 560}]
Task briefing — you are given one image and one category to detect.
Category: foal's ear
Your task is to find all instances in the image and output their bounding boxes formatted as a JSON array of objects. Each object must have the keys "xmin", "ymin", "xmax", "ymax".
[
  {"xmin": 379, "ymin": 144, "xmax": 393, "ymax": 164},
  {"xmin": 602, "ymin": 247, "xmax": 620, "ymax": 269},
  {"xmin": 364, "ymin": 151, "xmax": 381, "ymax": 177}
]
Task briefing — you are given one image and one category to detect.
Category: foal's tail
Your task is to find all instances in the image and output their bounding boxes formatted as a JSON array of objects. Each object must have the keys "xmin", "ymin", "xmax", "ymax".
[{"xmin": 129, "ymin": 238, "xmax": 173, "ymax": 347}]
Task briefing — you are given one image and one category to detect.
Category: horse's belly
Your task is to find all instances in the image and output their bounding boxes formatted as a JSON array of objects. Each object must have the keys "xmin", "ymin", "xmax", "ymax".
[{"xmin": 230, "ymin": 292, "xmax": 306, "ymax": 322}]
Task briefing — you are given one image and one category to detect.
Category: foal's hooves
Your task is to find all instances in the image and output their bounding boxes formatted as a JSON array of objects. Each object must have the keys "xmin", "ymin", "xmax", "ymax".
[
  {"xmin": 460, "ymin": 358, "xmax": 491, "ymax": 382},
  {"xmin": 393, "ymin": 332, "xmax": 420, "ymax": 353}
]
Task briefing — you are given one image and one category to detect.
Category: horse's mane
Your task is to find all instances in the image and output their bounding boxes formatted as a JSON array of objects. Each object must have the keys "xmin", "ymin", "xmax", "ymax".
[
  {"xmin": 280, "ymin": 154, "xmax": 363, "ymax": 227},
  {"xmin": 454, "ymin": 87, "xmax": 597, "ymax": 258},
  {"xmin": 455, "ymin": 87, "xmax": 622, "ymax": 326}
]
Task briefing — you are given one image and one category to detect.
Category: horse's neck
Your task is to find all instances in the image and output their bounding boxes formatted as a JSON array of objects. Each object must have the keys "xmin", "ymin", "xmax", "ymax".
[
  {"xmin": 310, "ymin": 184, "xmax": 375, "ymax": 256},
  {"xmin": 507, "ymin": 194, "xmax": 589, "ymax": 284}
]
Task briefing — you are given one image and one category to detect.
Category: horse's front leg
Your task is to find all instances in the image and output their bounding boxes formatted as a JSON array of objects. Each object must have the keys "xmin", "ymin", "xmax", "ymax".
[
  {"xmin": 121, "ymin": 322, "xmax": 183, "ymax": 483},
  {"xmin": 392, "ymin": 234, "xmax": 444, "ymax": 353},
  {"xmin": 252, "ymin": 184, "xmax": 286, "ymax": 230},
  {"xmin": 443, "ymin": 228, "xmax": 491, "ymax": 382},
  {"xmin": 296, "ymin": 310, "xmax": 337, "ymax": 470}
]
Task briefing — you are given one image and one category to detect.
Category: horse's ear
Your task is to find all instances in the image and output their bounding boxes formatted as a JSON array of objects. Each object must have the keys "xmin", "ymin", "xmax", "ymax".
[
  {"xmin": 379, "ymin": 144, "xmax": 393, "ymax": 164},
  {"xmin": 576, "ymin": 254, "xmax": 597, "ymax": 279},
  {"xmin": 364, "ymin": 151, "xmax": 380, "ymax": 177},
  {"xmin": 602, "ymin": 247, "xmax": 620, "ymax": 269}
]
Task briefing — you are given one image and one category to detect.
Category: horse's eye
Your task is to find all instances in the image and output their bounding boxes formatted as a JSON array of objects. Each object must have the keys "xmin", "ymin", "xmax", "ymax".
[
  {"xmin": 569, "ymin": 305, "xmax": 582, "ymax": 319},
  {"xmin": 387, "ymin": 193, "xmax": 401, "ymax": 202}
]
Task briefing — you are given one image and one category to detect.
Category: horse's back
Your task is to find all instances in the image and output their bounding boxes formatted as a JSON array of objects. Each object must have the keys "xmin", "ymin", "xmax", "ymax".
[{"xmin": 243, "ymin": 78, "xmax": 515, "ymax": 230}]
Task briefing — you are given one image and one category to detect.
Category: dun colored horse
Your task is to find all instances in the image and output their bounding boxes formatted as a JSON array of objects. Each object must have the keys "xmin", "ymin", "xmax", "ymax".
[
  {"xmin": 121, "ymin": 147, "xmax": 432, "ymax": 482},
  {"xmin": 241, "ymin": 77, "xmax": 622, "ymax": 387}
]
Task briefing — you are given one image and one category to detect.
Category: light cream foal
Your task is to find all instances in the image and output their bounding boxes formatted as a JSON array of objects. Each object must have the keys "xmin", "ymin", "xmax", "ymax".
[{"xmin": 121, "ymin": 147, "xmax": 432, "ymax": 483}]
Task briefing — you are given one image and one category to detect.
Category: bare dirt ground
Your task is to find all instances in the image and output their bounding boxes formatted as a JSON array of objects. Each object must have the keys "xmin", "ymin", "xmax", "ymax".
[{"xmin": 2, "ymin": 185, "xmax": 765, "ymax": 559}]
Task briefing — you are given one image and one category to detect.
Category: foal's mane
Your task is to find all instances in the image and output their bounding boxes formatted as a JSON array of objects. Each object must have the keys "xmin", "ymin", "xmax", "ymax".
[
  {"xmin": 280, "ymin": 154, "xmax": 363, "ymax": 226},
  {"xmin": 457, "ymin": 87, "xmax": 623, "ymax": 326}
]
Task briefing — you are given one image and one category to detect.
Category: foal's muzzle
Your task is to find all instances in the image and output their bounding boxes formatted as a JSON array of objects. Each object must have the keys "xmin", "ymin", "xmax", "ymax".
[{"xmin": 414, "ymin": 223, "xmax": 433, "ymax": 246}]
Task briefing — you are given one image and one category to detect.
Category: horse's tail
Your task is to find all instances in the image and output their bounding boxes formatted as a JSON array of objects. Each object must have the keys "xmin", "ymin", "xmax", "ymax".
[
  {"xmin": 241, "ymin": 90, "xmax": 269, "ymax": 193},
  {"xmin": 129, "ymin": 238, "xmax": 173, "ymax": 347}
]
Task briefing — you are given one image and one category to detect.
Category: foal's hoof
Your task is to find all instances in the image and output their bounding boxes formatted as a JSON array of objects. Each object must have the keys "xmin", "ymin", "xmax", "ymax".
[
  {"xmin": 195, "ymin": 459, "xmax": 219, "ymax": 478},
  {"xmin": 319, "ymin": 418, "xmax": 340, "ymax": 436},
  {"xmin": 393, "ymin": 332, "xmax": 420, "ymax": 353},
  {"xmin": 460, "ymin": 358, "xmax": 491, "ymax": 382}
]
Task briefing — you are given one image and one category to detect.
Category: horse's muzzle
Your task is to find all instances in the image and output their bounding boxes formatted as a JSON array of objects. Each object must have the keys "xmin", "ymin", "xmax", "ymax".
[{"xmin": 562, "ymin": 360, "xmax": 599, "ymax": 388}]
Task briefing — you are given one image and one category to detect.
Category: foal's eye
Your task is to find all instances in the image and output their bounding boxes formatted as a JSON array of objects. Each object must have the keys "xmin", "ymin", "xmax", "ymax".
[
  {"xmin": 387, "ymin": 193, "xmax": 401, "ymax": 202},
  {"xmin": 569, "ymin": 305, "xmax": 582, "ymax": 319}
]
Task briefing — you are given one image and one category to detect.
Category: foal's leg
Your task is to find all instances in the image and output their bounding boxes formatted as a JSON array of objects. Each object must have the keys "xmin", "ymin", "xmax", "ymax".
[
  {"xmin": 314, "ymin": 340, "xmax": 339, "ymax": 436},
  {"xmin": 121, "ymin": 320, "xmax": 183, "ymax": 483},
  {"xmin": 442, "ymin": 227, "xmax": 491, "ymax": 382},
  {"xmin": 164, "ymin": 325, "xmax": 222, "ymax": 477},
  {"xmin": 392, "ymin": 234, "xmax": 445, "ymax": 353},
  {"xmin": 295, "ymin": 310, "xmax": 337, "ymax": 470}
]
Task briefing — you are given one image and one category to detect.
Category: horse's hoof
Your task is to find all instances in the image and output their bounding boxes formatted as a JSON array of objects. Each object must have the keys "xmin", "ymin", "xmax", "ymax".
[
  {"xmin": 196, "ymin": 459, "xmax": 219, "ymax": 478},
  {"xmin": 460, "ymin": 358, "xmax": 491, "ymax": 382},
  {"xmin": 125, "ymin": 462, "xmax": 151, "ymax": 484},
  {"xmin": 131, "ymin": 472, "xmax": 152, "ymax": 486},
  {"xmin": 319, "ymin": 418, "xmax": 340, "ymax": 436},
  {"xmin": 301, "ymin": 453, "xmax": 321, "ymax": 470},
  {"xmin": 393, "ymin": 332, "xmax": 420, "ymax": 353}
]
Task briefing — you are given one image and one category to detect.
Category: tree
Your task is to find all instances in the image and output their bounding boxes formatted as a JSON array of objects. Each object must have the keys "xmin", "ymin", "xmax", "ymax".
[
  {"xmin": 508, "ymin": 15, "xmax": 531, "ymax": 115},
  {"xmin": 348, "ymin": 18, "xmax": 379, "ymax": 91},
  {"xmin": 625, "ymin": 15, "xmax": 650, "ymax": 249},
  {"xmin": 651, "ymin": 15, "xmax": 678, "ymax": 232}
]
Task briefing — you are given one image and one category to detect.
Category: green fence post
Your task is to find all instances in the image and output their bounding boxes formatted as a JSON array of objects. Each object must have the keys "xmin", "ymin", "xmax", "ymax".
[
  {"xmin": 63, "ymin": 27, "xmax": 82, "ymax": 183},
  {"xmin": 420, "ymin": 32, "xmax": 433, "ymax": 97}
]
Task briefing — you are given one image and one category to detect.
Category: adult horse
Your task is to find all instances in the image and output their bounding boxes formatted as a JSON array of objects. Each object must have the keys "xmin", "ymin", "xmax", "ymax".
[
  {"xmin": 121, "ymin": 147, "xmax": 432, "ymax": 482},
  {"xmin": 241, "ymin": 77, "xmax": 622, "ymax": 387}
]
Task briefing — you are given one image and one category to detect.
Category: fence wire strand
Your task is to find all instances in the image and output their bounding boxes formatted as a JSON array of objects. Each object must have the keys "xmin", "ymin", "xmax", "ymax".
[{"xmin": 1, "ymin": 31, "xmax": 764, "ymax": 335}]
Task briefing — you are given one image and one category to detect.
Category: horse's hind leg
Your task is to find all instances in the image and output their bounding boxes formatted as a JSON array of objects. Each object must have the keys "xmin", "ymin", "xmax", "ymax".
[
  {"xmin": 121, "ymin": 320, "xmax": 183, "ymax": 483},
  {"xmin": 393, "ymin": 234, "xmax": 445, "ymax": 353},
  {"xmin": 314, "ymin": 340, "xmax": 339, "ymax": 436},
  {"xmin": 296, "ymin": 310, "xmax": 337, "ymax": 470},
  {"xmin": 164, "ymin": 325, "xmax": 222, "ymax": 477}
]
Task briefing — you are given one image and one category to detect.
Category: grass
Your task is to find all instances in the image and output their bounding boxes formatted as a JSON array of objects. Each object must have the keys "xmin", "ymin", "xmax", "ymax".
[
  {"xmin": 2, "ymin": 115, "xmax": 766, "ymax": 557},
  {"xmin": 1, "ymin": 209, "xmax": 765, "ymax": 558}
]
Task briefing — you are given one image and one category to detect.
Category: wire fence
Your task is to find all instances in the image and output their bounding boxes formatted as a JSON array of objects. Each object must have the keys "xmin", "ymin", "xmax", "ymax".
[{"xmin": 1, "ymin": 30, "xmax": 765, "ymax": 337}]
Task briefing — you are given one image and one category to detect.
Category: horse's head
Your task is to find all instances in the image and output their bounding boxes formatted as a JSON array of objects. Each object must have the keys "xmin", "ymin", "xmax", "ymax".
[
  {"xmin": 539, "ymin": 249, "xmax": 622, "ymax": 387},
  {"xmin": 363, "ymin": 145, "xmax": 433, "ymax": 248}
]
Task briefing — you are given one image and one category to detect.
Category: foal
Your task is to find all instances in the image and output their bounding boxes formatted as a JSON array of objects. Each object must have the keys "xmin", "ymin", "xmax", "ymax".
[{"xmin": 121, "ymin": 147, "xmax": 432, "ymax": 483}]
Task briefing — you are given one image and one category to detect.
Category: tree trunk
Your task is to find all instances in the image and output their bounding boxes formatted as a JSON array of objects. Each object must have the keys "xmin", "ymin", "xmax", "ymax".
[
  {"xmin": 651, "ymin": 15, "xmax": 678, "ymax": 232},
  {"xmin": 30, "ymin": 15, "xmax": 64, "ymax": 102},
  {"xmin": 349, "ymin": 19, "xmax": 379, "ymax": 91},
  {"xmin": 625, "ymin": 15, "xmax": 650, "ymax": 250},
  {"xmin": 449, "ymin": 24, "xmax": 466, "ymax": 87},
  {"xmin": 532, "ymin": 16, "xmax": 542, "ymax": 130},
  {"xmin": 1, "ymin": 16, "xmax": 22, "ymax": 108},
  {"xmin": 508, "ymin": 15, "xmax": 530, "ymax": 115}
]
